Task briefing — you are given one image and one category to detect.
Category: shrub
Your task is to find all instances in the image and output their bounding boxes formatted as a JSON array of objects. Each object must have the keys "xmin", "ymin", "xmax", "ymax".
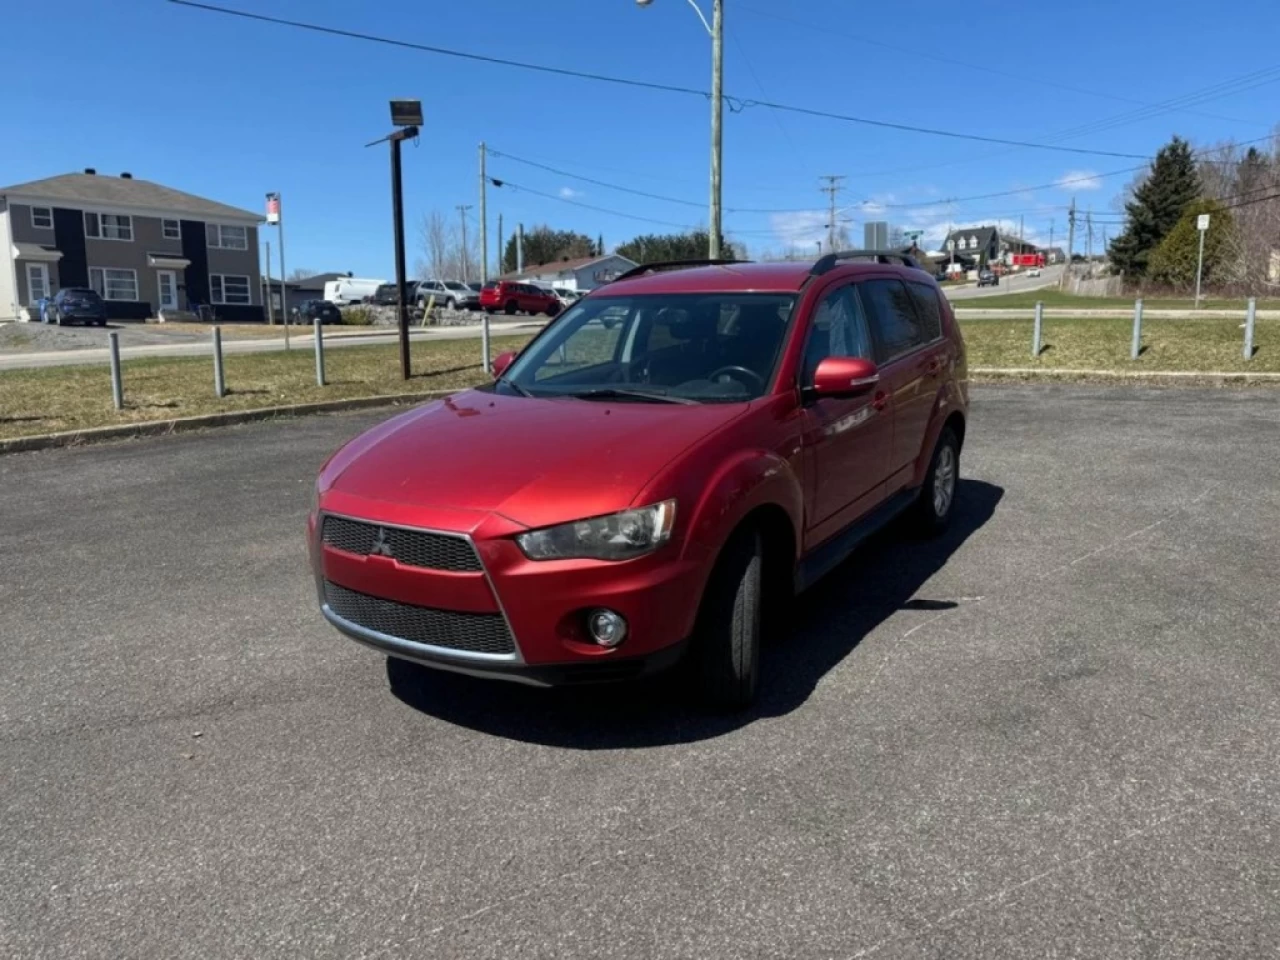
[{"xmin": 340, "ymin": 307, "xmax": 375, "ymax": 326}]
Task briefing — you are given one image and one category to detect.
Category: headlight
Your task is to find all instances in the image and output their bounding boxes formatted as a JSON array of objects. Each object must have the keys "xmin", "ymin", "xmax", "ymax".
[{"xmin": 516, "ymin": 500, "xmax": 676, "ymax": 561}]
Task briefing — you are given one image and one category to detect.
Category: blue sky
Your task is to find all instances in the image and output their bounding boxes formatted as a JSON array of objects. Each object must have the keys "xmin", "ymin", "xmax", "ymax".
[{"xmin": 7, "ymin": 0, "xmax": 1279, "ymax": 276}]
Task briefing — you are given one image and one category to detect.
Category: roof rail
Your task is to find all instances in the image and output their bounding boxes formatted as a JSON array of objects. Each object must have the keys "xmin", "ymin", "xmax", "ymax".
[
  {"xmin": 810, "ymin": 249, "xmax": 921, "ymax": 277},
  {"xmin": 611, "ymin": 258, "xmax": 750, "ymax": 283}
]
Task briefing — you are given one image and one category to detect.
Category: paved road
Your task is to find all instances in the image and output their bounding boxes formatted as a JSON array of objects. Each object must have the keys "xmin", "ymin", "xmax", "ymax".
[
  {"xmin": 3, "ymin": 385, "xmax": 1279, "ymax": 959},
  {"xmin": 0, "ymin": 320, "xmax": 547, "ymax": 371},
  {"xmin": 945, "ymin": 264, "xmax": 1064, "ymax": 300}
]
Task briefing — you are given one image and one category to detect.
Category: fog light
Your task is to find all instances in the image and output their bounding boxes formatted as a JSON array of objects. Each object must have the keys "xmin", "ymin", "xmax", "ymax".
[{"xmin": 586, "ymin": 608, "xmax": 628, "ymax": 648}]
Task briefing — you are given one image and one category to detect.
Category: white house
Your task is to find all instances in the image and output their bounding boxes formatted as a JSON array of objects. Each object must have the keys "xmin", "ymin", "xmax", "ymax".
[{"xmin": 506, "ymin": 254, "xmax": 638, "ymax": 292}]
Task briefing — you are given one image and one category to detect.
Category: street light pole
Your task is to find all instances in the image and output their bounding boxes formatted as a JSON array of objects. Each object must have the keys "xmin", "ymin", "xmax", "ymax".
[
  {"xmin": 709, "ymin": 0, "xmax": 723, "ymax": 259},
  {"xmin": 637, "ymin": 0, "xmax": 722, "ymax": 258}
]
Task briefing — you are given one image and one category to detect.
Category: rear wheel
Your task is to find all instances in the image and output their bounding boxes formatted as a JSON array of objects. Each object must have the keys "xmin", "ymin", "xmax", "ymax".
[
  {"xmin": 912, "ymin": 426, "xmax": 959, "ymax": 535},
  {"xmin": 691, "ymin": 528, "xmax": 762, "ymax": 711}
]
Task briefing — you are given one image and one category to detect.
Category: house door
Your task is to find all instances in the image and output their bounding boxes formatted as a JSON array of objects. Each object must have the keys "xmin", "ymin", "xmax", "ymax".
[
  {"xmin": 157, "ymin": 270, "xmax": 179, "ymax": 311},
  {"xmin": 26, "ymin": 263, "xmax": 50, "ymax": 304}
]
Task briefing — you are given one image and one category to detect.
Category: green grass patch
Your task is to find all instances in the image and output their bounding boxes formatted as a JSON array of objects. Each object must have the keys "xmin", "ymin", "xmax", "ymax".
[
  {"xmin": 0, "ymin": 335, "xmax": 532, "ymax": 441},
  {"xmin": 961, "ymin": 316, "xmax": 1275, "ymax": 371},
  {"xmin": 952, "ymin": 289, "xmax": 1278, "ymax": 311}
]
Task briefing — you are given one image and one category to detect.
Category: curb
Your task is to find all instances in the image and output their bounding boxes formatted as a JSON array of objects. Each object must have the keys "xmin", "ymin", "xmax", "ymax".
[
  {"xmin": 971, "ymin": 366, "xmax": 1280, "ymax": 383},
  {"xmin": 0, "ymin": 391, "xmax": 454, "ymax": 456}
]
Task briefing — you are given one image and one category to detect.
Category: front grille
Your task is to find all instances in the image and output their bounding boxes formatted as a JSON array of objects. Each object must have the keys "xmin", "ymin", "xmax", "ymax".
[
  {"xmin": 322, "ymin": 516, "xmax": 481, "ymax": 572},
  {"xmin": 324, "ymin": 581, "xmax": 515, "ymax": 655}
]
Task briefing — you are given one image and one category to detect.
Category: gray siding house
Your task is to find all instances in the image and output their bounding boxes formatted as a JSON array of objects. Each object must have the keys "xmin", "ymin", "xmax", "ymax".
[{"xmin": 0, "ymin": 169, "xmax": 265, "ymax": 322}]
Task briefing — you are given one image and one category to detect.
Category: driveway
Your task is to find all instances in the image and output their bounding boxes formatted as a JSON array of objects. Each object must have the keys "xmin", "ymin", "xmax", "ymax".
[{"xmin": 2, "ymin": 384, "xmax": 1278, "ymax": 959}]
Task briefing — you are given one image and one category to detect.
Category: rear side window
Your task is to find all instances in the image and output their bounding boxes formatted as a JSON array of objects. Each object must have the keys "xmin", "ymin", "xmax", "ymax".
[
  {"xmin": 905, "ymin": 281, "xmax": 944, "ymax": 342},
  {"xmin": 857, "ymin": 279, "xmax": 925, "ymax": 362}
]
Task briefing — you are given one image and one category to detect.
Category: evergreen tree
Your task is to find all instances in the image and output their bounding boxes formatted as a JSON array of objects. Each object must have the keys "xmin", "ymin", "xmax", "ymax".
[
  {"xmin": 1147, "ymin": 198, "xmax": 1235, "ymax": 289},
  {"xmin": 501, "ymin": 225, "xmax": 596, "ymax": 274},
  {"xmin": 615, "ymin": 231, "xmax": 739, "ymax": 263},
  {"xmin": 1108, "ymin": 136, "xmax": 1201, "ymax": 277},
  {"xmin": 597, "ymin": 233, "xmax": 605, "ymax": 257}
]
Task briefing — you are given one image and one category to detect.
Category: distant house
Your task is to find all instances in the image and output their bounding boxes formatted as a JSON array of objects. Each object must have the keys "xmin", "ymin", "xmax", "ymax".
[
  {"xmin": 0, "ymin": 168, "xmax": 265, "ymax": 322},
  {"xmin": 262, "ymin": 272, "xmax": 350, "ymax": 316},
  {"xmin": 504, "ymin": 254, "xmax": 638, "ymax": 292},
  {"xmin": 941, "ymin": 225, "xmax": 1000, "ymax": 267}
]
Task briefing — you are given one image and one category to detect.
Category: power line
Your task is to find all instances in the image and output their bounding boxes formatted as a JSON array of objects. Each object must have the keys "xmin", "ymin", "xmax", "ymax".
[
  {"xmin": 486, "ymin": 177, "xmax": 698, "ymax": 229},
  {"xmin": 735, "ymin": 3, "xmax": 1254, "ymax": 126},
  {"xmin": 169, "ymin": 0, "xmax": 1150, "ymax": 160}
]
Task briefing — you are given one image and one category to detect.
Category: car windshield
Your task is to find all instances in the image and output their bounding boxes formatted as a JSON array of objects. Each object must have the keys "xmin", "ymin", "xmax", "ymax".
[
  {"xmin": 63, "ymin": 288, "xmax": 98, "ymax": 299},
  {"xmin": 444, "ymin": 281, "xmax": 468, "ymax": 291},
  {"xmin": 482, "ymin": 281, "xmax": 499, "ymax": 291},
  {"xmin": 497, "ymin": 293, "xmax": 795, "ymax": 402}
]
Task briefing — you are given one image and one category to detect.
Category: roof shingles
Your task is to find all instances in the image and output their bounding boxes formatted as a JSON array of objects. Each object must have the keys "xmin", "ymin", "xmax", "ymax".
[{"xmin": 0, "ymin": 172, "xmax": 261, "ymax": 222}]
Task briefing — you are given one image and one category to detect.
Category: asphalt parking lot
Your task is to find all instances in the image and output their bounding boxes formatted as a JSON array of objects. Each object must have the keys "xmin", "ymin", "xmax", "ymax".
[{"xmin": 3, "ymin": 384, "xmax": 1278, "ymax": 959}]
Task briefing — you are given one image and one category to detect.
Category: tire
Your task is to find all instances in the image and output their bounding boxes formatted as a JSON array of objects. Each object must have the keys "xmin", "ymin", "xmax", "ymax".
[
  {"xmin": 692, "ymin": 528, "xmax": 763, "ymax": 711},
  {"xmin": 484, "ymin": 307, "xmax": 495, "ymax": 315},
  {"xmin": 912, "ymin": 426, "xmax": 960, "ymax": 535},
  {"xmin": 544, "ymin": 303, "xmax": 560, "ymax": 318},
  {"xmin": 504, "ymin": 300, "xmax": 518, "ymax": 316}
]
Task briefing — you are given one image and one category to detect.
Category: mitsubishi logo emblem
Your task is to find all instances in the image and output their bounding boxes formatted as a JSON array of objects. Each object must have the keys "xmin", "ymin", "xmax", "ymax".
[{"xmin": 370, "ymin": 527, "xmax": 394, "ymax": 558}]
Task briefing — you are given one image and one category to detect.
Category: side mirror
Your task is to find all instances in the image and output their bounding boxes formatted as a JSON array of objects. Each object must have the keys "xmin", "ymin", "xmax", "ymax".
[
  {"xmin": 491, "ymin": 350, "xmax": 517, "ymax": 379},
  {"xmin": 811, "ymin": 356, "xmax": 879, "ymax": 399}
]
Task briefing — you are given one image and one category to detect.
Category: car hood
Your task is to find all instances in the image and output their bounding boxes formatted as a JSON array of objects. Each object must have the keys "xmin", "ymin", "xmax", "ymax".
[{"xmin": 328, "ymin": 389, "xmax": 750, "ymax": 528}]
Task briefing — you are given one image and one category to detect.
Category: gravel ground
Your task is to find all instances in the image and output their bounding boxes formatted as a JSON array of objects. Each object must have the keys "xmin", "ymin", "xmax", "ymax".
[{"xmin": 2, "ymin": 384, "xmax": 1279, "ymax": 959}]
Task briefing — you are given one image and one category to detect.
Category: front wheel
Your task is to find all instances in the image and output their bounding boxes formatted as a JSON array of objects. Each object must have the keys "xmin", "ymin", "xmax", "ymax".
[
  {"xmin": 912, "ymin": 426, "xmax": 959, "ymax": 535},
  {"xmin": 504, "ymin": 300, "xmax": 518, "ymax": 315},
  {"xmin": 692, "ymin": 528, "xmax": 762, "ymax": 711},
  {"xmin": 444, "ymin": 298, "xmax": 455, "ymax": 311}
]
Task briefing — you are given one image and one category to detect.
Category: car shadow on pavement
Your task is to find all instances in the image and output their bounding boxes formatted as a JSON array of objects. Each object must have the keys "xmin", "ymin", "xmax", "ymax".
[{"xmin": 388, "ymin": 479, "xmax": 1004, "ymax": 748}]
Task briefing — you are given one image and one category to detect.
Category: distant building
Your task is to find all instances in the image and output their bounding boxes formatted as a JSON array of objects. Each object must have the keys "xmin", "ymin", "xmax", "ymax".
[
  {"xmin": 941, "ymin": 225, "xmax": 1000, "ymax": 267},
  {"xmin": 262, "ymin": 272, "xmax": 351, "ymax": 316},
  {"xmin": 0, "ymin": 168, "xmax": 265, "ymax": 322},
  {"xmin": 503, "ymin": 254, "xmax": 638, "ymax": 292}
]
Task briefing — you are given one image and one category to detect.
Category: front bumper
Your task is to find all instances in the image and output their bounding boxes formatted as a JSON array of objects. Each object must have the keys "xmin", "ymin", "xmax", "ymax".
[{"xmin": 309, "ymin": 503, "xmax": 708, "ymax": 687}]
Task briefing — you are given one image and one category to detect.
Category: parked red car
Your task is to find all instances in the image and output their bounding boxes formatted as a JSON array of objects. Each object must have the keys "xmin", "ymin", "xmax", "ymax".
[
  {"xmin": 480, "ymin": 280, "xmax": 561, "ymax": 316},
  {"xmin": 308, "ymin": 253, "xmax": 968, "ymax": 708}
]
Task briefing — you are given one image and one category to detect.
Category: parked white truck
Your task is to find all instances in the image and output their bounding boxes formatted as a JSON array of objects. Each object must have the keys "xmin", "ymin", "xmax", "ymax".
[{"xmin": 322, "ymin": 277, "xmax": 384, "ymax": 305}]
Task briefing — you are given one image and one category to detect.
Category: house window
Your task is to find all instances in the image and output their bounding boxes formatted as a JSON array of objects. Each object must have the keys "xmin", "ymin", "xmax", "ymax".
[
  {"xmin": 26, "ymin": 263, "xmax": 50, "ymax": 302},
  {"xmin": 162, "ymin": 219, "xmax": 182, "ymax": 240},
  {"xmin": 31, "ymin": 207, "xmax": 53, "ymax": 230},
  {"xmin": 89, "ymin": 267, "xmax": 139, "ymax": 301},
  {"xmin": 210, "ymin": 273, "xmax": 251, "ymax": 304},
  {"xmin": 206, "ymin": 224, "xmax": 248, "ymax": 250},
  {"xmin": 969, "ymin": 234, "xmax": 978, "ymax": 247},
  {"xmin": 84, "ymin": 211, "xmax": 134, "ymax": 241}
]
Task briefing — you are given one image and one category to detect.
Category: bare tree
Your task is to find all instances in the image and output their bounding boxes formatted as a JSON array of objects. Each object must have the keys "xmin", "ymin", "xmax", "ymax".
[
  {"xmin": 417, "ymin": 210, "xmax": 480, "ymax": 281},
  {"xmin": 287, "ymin": 267, "xmax": 315, "ymax": 281}
]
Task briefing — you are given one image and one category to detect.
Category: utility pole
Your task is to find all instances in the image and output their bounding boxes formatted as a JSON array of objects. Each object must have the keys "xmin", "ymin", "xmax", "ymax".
[
  {"xmin": 478, "ymin": 142, "xmax": 488, "ymax": 283},
  {"xmin": 709, "ymin": 0, "xmax": 723, "ymax": 258},
  {"xmin": 497, "ymin": 213, "xmax": 504, "ymax": 279},
  {"xmin": 1066, "ymin": 199, "xmax": 1077, "ymax": 264},
  {"xmin": 276, "ymin": 196, "xmax": 290, "ymax": 351},
  {"xmin": 517, "ymin": 223, "xmax": 525, "ymax": 274},
  {"xmin": 820, "ymin": 175, "xmax": 845, "ymax": 252},
  {"xmin": 1086, "ymin": 209, "xmax": 1093, "ymax": 265},
  {"xmin": 456, "ymin": 204, "xmax": 473, "ymax": 283},
  {"xmin": 1019, "ymin": 214, "xmax": 1025, "ymax": 253},
  {"xmin": 1049, "ymin": 220, "xmax": 1054, "ymax": 260}
]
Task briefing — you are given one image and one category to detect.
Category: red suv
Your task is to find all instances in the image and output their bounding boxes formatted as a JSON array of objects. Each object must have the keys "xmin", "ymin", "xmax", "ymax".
[
  {"xmin": 308, "ymin": 253, "xmax": 968, "ymax": 708},
  {"xmin": 480, "ymin": 280, "xmax": 561, "ymax": 316}
]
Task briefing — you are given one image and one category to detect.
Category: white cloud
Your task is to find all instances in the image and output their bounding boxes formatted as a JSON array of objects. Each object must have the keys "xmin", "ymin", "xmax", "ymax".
[
  {"xmin": 769, "ymin": 210, "xmax": 829, "ymax": 251},
  {"xmin": 559, "ymin": 186, "xmax": 583, "ymax": 199},
  {"xmin": 1056, "ymin": 170, "xmax": 1102, "ymax": 191}
]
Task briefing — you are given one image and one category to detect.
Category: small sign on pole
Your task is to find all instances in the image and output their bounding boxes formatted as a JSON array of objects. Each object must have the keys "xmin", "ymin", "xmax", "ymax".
[
  {"xmin": 1196, "ymin": 214, "xmax": 1211, "ymax": 231},
  {"xmin": 266, "ymin": 192, "xmax": 281, "ymax": 225}
]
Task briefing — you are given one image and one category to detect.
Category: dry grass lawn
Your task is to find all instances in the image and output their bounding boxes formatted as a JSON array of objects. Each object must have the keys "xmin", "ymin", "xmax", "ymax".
[{"xmin": 0, "ymin": 336, "xmax": 531, "ymax": 440}]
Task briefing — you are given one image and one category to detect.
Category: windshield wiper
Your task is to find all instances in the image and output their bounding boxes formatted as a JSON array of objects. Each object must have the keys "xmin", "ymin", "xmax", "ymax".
[
  {"xmin": 497, "ymin": 377, "xmax": 532, "ymax": 397},
  {"xmin": 566, "ymin": 387, "xmax": 697, "ymax": 405}
]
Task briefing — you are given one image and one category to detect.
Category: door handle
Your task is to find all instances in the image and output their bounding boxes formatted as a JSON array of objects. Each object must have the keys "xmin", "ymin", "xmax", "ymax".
[
  {"xmin": 921, "ymin": 356, "xmax": 942, "ymax": 377},
  {"xmin": 872, "ymin": 390, "xmax": 888, "ymax": 412}
]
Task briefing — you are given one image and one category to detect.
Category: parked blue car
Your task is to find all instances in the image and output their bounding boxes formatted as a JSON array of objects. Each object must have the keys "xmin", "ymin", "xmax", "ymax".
[{"xmin": 47, "ymin": 287, "xmax": 108, "ymax": 326}]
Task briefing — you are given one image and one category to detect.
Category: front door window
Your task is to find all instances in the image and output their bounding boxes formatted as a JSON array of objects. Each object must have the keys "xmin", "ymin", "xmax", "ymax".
[
  {"xmin": 26, "ymin": 263, "xmax": 50, "ymax": 303},
  {"xmin": 157, "ymin": 270, "xmax": 178, "ymax": 311}
]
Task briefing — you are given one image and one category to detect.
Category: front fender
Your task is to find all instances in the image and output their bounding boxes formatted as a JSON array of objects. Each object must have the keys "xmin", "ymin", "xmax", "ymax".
[{"xmin": 685, "ymin": 448, "xmax": 804, "ymax": 557}]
